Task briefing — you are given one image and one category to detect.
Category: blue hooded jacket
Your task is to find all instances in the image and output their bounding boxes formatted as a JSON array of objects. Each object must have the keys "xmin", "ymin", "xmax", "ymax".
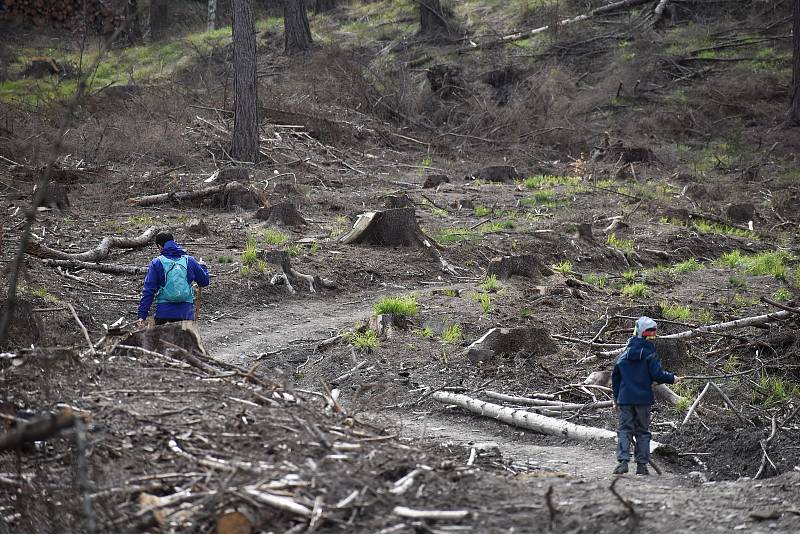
[
  {"xmin": 137, "ymin": 241, "xmax": 210, "ymax": 320},
  {"xmin": 612, "ymin": 336, "xmax": 675, "ymax": 405}
]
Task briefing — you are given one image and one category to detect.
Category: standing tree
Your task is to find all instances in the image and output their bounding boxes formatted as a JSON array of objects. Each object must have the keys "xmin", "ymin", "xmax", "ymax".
[
  {"xmin": 149, "ymin": 0, "xmax": 169, "ymax": 41},
  {"xmin": 208, "ymin": 0, "xmax": 218, "ymax": 31},
  {"xmin": 231, "ymin": 0, "xmax": 259, "ymax": 163},
  {"xmin": 284, "ymin": 0, "xmax": 313, "ymax": 53},
  {"xmin": 315, "ymin": 0, "xmax": 336, "ymax": 14},
  {"xmin": 126, "ymin": 0, "xmax": 142, "ymax": 43},
  {"xmin": 790, "ymin": 0, "xmax": 800, "ymax": 125},
  {"xmin": 419, "ymin": 0, "xmax": 451, "ymax": 36}
]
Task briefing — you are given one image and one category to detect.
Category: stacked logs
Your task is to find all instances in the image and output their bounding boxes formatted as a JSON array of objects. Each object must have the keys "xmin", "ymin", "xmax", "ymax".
[{"xmin": 0, "ymin": 0, "xmax": 120, "ymax": 33}]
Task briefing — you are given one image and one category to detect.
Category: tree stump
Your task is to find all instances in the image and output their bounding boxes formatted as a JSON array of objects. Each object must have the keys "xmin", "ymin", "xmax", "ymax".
[
  {"xmin": 384, "ymin": 195, "xmax": 413, "ymax": 209},
  {"xmin": 427, "ymin": 64, "xmax": 463, "ymax": 97},
  {"xmin": 723, "ymin": 203, "xmax": 756, "ymax": 223},
  {"xmin": 264, "ymin": 251, "xmax": 336, "ymax": 294},
  {"xmin": 368, "ymin": 314, "xmax": 409, "ymax": 339},
  {"xmin": 33, "ymin": 183, "xmax": 70, "ymax": 211},
  {"xmin": 419, "ymin": 0, "xmax": 452, "ymax": 36},
  {"xmin": 339, "ymin": 208, "xmax": 423, "ymax": 246},
  {"xmin": 273, "ymin": 182, "xmax": 302, "ymax": 196},
  {"xmin": 574, "ymin": 223, "xmax": 595, "ymax": 243},
  {"xmin": 115, "ymin": 321, "xmax": 207, "ymax": 356},
  {"xmin": 185, "ymin": 218, "xmax": 209, "ymax": 236},
  {"xmin": 486, "ymin": 255, "xmax": 552, "ymax": 281},
  {"xmin": 466, "ymin": 165, "xmax": 520, "ymax": 183},
  {"xmin": 218, "ymin": 167, "xmax": 250, "ymax": 184},
  {"xmin": 0, "ymin": 300, "xmax": 42, "ymax": 350},
  {"xmin": 422, "ymin": 174, "xmax": 450, "ymax": 189},
  {"xmin": 218, "ymin": 183, "xmax": 260, "ymax": 211},
  {"xmin": 464, "ymin": 326, "xmax": 556, "ymax": 363},
  {"xmin": 255, "ymin": 202, "xmax": 307, "ymax": 226}
]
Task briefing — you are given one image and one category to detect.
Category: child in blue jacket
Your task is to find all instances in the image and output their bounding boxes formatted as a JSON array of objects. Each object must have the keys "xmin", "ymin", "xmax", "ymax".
[
  {"xmin": 612, "ymin": 316, "xmax": 682, "ymax": 475},
  {"xmin": 137, "ymin": 232, "xmax": 210, "ymax": 329}
]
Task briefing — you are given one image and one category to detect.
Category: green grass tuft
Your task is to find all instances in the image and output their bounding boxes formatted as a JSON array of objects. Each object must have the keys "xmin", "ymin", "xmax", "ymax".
[
  {"xmin": 674, "ymin": 258, "xmax": 702, "ymax": 273},
  {"xmin": 621, "ymin": 282, "xmax": 649, "ymax": 298},
  {"xmin": 481, "ymin": 274, "xmax": 501, "ymax": 292},
  {"xmin": 551, "ymin": 260, "xmax": 573, "ymax": 276},
  {"xmin": 374, "ymin": 295, "xmax": 418, "ymax": 316},
  {"xmin": 754, "ymin": 375, "xmax": 800, "ymax": 407},
  {"xmin": 351, "ymin": 330, "xmax": 379, "ymax": 351},
  {"xmin": 442, "ymin": 324, "xmax": 462, "ymax": 344},
  {"xmin": 263, "ymin": 229, "xmax": 289, "ymax": 246},
  {"xmin": 584, "ymin": 273, "xmax": 607, "ymax": 288},
  {"xmin": 472, "ymin": 292, "xmax": 492, "ymax": 313},
  {"xmin": 773, "ymin": 288, "xmax": 791, "ymax": 301},
  {"xmin": 606, "ymin": 233, "xmax": 635, "ymax": 253},
  {"xmin": 240, "ymin": 238, "xmax": 265, "ymax": 274},
  {"xmin": 660, "ymin": 302, "xmax": 691, "ymax": 321}
]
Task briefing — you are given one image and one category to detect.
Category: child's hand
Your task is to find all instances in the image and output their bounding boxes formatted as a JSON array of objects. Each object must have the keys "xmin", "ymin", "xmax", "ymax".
[{"xmin": 673, "ymin": 376, "xmax": 683, "ymax": 384}]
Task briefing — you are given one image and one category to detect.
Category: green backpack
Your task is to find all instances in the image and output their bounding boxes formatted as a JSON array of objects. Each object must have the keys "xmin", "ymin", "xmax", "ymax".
[{"xmin": 156, "ymin": 256, "xmax": 194, "ymax": 303}]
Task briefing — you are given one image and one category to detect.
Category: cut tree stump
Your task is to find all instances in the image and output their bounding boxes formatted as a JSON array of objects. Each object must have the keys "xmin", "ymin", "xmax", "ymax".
[
  {"xmin": 33, "ymin": 183, "xmax": 70, "ymax": 211},
  {"xmin": 486, "ymin": 255, "xmax": 553, "ymax": 281},
  {"xmin": 575, "ymin": 223, "xmax": 595, "ymax": 243},
  {"xmin": 466, "ymin": 165, "xmax": 520, "ymax": 183},
  {"xmin": 422, "ymin": 174, "xmax": 450, "ymax": 188},
  {"xmin": 273, "ymin": 182, "xmax": 302, "ymax": 196},
  {"xmin": 185, "ymin": 218, "xmax": 210, "ymax": 236},
  {"xmin": 113, "ymin": 321, "xmax": 207, "ymax": 356},
  {"xmin": 0, "ymin": 299, "xmax": 42, "ymax": 350},
  {"xmin": 384, "ymin": 195, "xmax": 413, "ymax": 209},
  {"xmin": 264, "ymin": 251, "xmax": 336, "ymax": 294},
  {"xmin": 217, "ymin": 166, "xmax": 250, "ymax": 183},
  {"xmin": 464, "ymin": 326, "xmax": 557, "ymax": 363},
  {"xmin": 338, "ymin": 207, "xmax": 462, "ymax": 275},
  {"xmin": 432, "ymin": 391, "xmax": 663, "ymax": 451},
  {"xmin": 255, "ymin": 202, "xmax": 307, "ymax": 226},
  {"xmin": 368, "ymin": 314, "xmax": 409, "ymax": 339}
]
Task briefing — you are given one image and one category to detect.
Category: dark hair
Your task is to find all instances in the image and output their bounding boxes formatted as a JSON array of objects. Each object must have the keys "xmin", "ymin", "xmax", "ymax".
[{"xmin": 155, "ymin": 232, "xmax": 174, "ymax": 247}]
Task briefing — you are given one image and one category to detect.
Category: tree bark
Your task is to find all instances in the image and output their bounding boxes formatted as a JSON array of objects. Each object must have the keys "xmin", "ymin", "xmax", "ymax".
[
  {"xmin": 126, "ymin": 0, "xmax": 142, "ymax": 43},
  {"xmin": 315, "ymin": 0, "xmax": 336, "ymax": 14},
  {"xmin": 790, "ymin": 0, "xmax": 800, "ymax": 125},
  {"xmin": 419, "ymin": 0, "xmax": 450, "ymax": 35},
  {"xmin": 231, "ymin": 0, "xmax": 259, "ymax": 163},
  {"xmin": 284, "ymin": 0, "xmax": 313, "ymax": 54},
  {"xmin": 208, "ymin": 0, "xmax": 217, "ymax": 31},
  {"xmin": 149, "ymin": 0, "xmax": 168, "ymax": 40}
]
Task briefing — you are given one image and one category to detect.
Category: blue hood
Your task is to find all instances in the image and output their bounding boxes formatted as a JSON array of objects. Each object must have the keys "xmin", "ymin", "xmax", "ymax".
[
  {"xmin": 624, "ymin": 336, "xmax": 654, "ymax": 361},
  {"xmin": 160, "ymin": 240, "xmax": 186, "ymax": 258}
]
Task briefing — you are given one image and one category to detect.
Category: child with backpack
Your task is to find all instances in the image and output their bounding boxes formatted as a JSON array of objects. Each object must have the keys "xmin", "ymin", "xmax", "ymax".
[
  {"xmin": 137, "ymin": 232, "xmax": 210, "ymax": 329},
  {"xmin": 612, "ymin": 316, "xmax": 682, "ymax": 475}
]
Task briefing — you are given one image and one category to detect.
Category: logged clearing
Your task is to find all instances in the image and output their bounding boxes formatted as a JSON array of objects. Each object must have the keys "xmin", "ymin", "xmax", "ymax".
[{"xmin": 1, "ymin": 0, "xmax": 800, "ymax": 532}]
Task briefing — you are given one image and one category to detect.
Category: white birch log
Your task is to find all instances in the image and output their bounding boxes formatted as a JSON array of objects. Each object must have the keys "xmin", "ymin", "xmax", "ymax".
[
  {"xmin": 651, "ymin": 0, "xmax": 670, "ymax": 26},
  {"xmin": 682, "ymin": 382, "xmax": 710, "ymax": 425},
  {"xmin": 483, "ymin": 390, "xmax": 612, "ymax": 411},
  {"xmin": 469, "ymin": 0, "xmax": 652, "ymax": 49},
  {"xmin": 242, "ymin": 487, "xmax": 312, "ymax": 518},
  {"xmin": 207, "ymin": 0, "xmax": 217, "ymax": 31},
  {"xmin": 392, "ymin": 506, "xmax": 469, "ymax": 520},
  {"xmin": 432, "ymin": 391, "xmax": 662, "ymax": 451},
  {"xmin": 597, "ymin": 310, "xmax": 792, "ymax": 358}
]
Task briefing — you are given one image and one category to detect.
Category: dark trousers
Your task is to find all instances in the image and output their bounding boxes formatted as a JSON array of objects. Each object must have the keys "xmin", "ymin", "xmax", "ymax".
[
  {"xmin": 155, "ymin": 317, "xmax": 183, "ymax": 325},
  {"xmin": 616, "ymin": 404, "xmax": 651, "ymax": 464}
]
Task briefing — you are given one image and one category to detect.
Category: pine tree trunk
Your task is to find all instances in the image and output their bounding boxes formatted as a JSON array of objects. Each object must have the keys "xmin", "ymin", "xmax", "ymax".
[
  {"xmin": 790, "ymin": 0, "xmax": 800, "ymax": 125},
  {"xmin": 231, "ymin": 0, "xmax": 259, "ymax": 163},
  {"xmin": 284, "ymin": 0, "xmax": 313, "ymax": 54},
  {"xmin": 126, "ymin": 0, "xmax": 142, "ymax": 43},
  {"xmin": 149, "ymin": 0, "xmax": 168, "ymax": 41},
  {"xmin": 419, "ymin": 0, "xmax": 449, "ymax": 35},
  {"xmin": 315, "ymin": 0, "xmax": 336, "ymax": 14},
  {"xmin": 207, "ymin": 0, "xmax": 217, "ymax": 31}
]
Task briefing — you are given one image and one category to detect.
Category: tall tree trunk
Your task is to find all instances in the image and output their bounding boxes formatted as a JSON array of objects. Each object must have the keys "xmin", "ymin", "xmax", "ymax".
[
  {"xmin": 149, "ymin": 0, "xmax": 169, "ymax": 41},
  {"xmin": 419, "ymin": 0, "xmax": 450, "ymax": 35},
  {"xmin": 208, "ymin": 0, "xmax": 217, "ymax": 31},
  {"xmin": 790, "ymin": 0, "xmax": 800, "ymax": 125},
  {"xmin": 231, "ymin": 0, "xmax": 259, "ymax": 163},
  {"xmin": 315, "ymin": 0, "xmax": 336, "ymax": 14},
  {"xmin": 284, "ymin": 0, "xmax": 313, "ymax": 54},
  {"xmin": 126, "ymin": 0, "xmax": 142, "ymax": 43}
]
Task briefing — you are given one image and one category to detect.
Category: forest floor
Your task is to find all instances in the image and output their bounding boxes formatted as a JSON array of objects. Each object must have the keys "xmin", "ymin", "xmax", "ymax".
[{"xmin": 2, "ymin": 0, "xmax": 800, "ymax": 532}]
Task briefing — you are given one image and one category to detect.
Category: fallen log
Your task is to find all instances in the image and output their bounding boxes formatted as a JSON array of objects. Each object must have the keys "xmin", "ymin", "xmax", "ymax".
[
  {"xmin": 597, "ymin": 310, "xmax": 793, "ymax": 358},
  {"xmin": 483, "ymin": 391, "xmax": 613, "ymax": 411},
  {"xmin": 0, "ymin": 408, "xmax": 77, "ymax": 451},
  {"xmin": 583, "ymin": 371, "xmax": 683, "ymax": 407},
  {"xmin": 127, "ymin": 181, "xmax": 260, "ymax": 210},
  {"xmin": 392, "ymin": 506, "xmax": 469, "ymax": 520},
  {"xmin": 431, "ymin": 391, "xmax": 662, "ymax": 451},
  {"xmin": 461, "ymin": 0, "xmax": 652, "ymax": 51},
  {"xmin": 42, "ymin": 259, "xmax": 146, "ymax": 275},
  {"xmin": 26, "ymin": 226, "xmax": 157, "ymax": 262}
]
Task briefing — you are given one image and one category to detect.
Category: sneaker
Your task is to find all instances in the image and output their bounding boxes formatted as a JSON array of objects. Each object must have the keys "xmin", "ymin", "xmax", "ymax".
[
  {"xmin": 613, "ymin": 461, "xmax": 629, "ymax": 475},
  {"xmin": 636, "ymin": 463, "xmax": 649, "ymax": 475}
]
